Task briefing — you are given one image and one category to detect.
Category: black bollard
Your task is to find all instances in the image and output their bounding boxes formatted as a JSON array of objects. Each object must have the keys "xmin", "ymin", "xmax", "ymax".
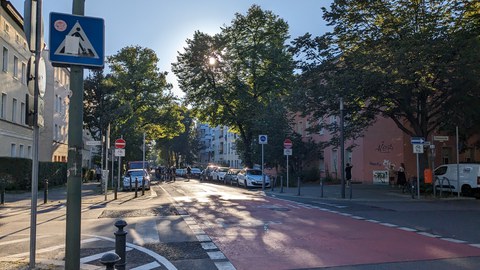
[
  {"xmin": 99, "ymin": 252, "xmax": 120, "ymax": 270},
  {"xmin": 142, "ymin": 178, "xmax": 145, "ymax": 196},
  {"xmin": 320, "ymin": 178, "xmax": 324, "ymax": 198},
  {"xmin": 114, "ymin": 220, "xmax": 128, "ymax": 270},
  {"xmin": 129, "ymin": 176, "xmax": 132, "ymax": 192},
  {"xmin": 1, "ymin": 178, "xmax": 5, "ymax": 205},
  {"xmin": 43, "ymin": 179, "xmax": 48, "ymax": 204},
  {"xmin": 280, "ymin": 176, "xmax": 284, "ymax": 193},
  {"xmin": 297, "ymin": 176, "xmax": 301, "ymax": 196},
  {"xmin": 134, "ymin": 177, "xmax": 138, "ymax": 198},
  {"xmin": 114, "ymin": 176, "xmax": 117, "ymax": 200}
]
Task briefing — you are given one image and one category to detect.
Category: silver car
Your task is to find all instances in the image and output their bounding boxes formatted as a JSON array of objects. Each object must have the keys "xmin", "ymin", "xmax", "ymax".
[{"xmin": 123, "ymin": 169, "xmax": 151, "ymax": 191}]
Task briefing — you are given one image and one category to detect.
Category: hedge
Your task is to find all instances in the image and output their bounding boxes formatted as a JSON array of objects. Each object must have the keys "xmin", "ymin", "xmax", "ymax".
[{"xmin": 0, "ymin": 157, "xmax": 67, "ymax": 191}]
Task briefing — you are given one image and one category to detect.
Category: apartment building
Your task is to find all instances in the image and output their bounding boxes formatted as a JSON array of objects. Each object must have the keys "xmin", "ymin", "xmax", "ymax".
[
  {"xmin": 0, "ymin": 0, "xmax": 32, "ymax": 158},
  {"xmin": 197, "ymin": 123, "xmax": 242, "ymax": 168},
  {"xmin": 295, "ymin": 113, "xmax": 473, "ymax": 183}
]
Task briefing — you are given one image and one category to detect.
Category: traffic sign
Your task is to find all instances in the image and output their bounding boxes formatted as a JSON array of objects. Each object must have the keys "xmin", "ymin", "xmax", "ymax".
[
  {"xmin": 284, "ymin": 149, "xmax": 292, "ymax": 156},
  {"xmin": 115, "ymin": 138, "xmax": 126, "ymax": 149},
  {"xmin": 434, "ymin": 136, "xmax": 449, "ymax": 142},
  {"xmin": 411, "ymin": 137, "xmax": 425, "ymax": 144},
  {"xmin": 86, "ymin": 140, "xmax": 101, "ymax": 146},
  {"xmin": 284, "ymin": 138, "xmax": 292, "ymax": 149},
  {"xmin": 259, "ymin": 135, "xmax": 268, "ymax": 144},
  {"xmin": 49, "ymin": 12, "xmax": 105, "ymax": 67},
  {"xmin": 413, "ymin": 144, "xmax": 424, "ymax": 154},
  {"xmin": 115, "ymin": 148, "xmax": 125, "ymax": 157}
]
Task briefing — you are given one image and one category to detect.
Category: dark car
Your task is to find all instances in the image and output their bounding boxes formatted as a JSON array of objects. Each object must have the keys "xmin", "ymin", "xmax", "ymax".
[{"xmin": 224, "ymin": 169, "xmax": 241, "ymax": 185}]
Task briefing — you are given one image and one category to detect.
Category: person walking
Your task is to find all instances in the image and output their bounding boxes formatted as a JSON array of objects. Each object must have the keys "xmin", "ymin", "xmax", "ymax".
[
  {"xmin": 397, "ymin": 163, "xmax": 407, "ymax": 187},
  {"xmin": 171, "ymin": 166, "xmax": 176, "ymax": 182},
  {"xmin": 186, "ymin": 166, "xmax": 192, "ymax": 181},
  {"xmin": 345, "ymin": 163, "xmax": 353, "ymax": 187}
]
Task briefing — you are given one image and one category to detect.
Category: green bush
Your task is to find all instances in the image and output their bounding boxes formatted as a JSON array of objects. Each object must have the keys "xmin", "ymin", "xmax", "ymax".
[{"xmin": 0, "ymin": 157, "xmax": 67, "ymax": 191}]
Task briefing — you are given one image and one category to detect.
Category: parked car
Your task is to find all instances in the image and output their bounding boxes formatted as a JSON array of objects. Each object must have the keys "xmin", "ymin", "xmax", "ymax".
[
  {"xmin": 203, "ymin": 165, "xmax": 218, "ymax": 181},
  {"xmin": 224, "ymin": 169, "xmax": 241, "ymax": 185},
  {"xmin": 211, "ymin": 167, "xmax": 230, "ymax": 182},
  {"xmin": 176, "ymin": 168, "xmax": 187, "ymax": 177},
  {"xmin": 123, "ymin": 169, "xmax": 151, "ymax": 191},
  {"xmin": 237, "ymin": 169, "xmax": 270, "ymax": 188},
  {"xmin": 190, "ymin": 167, "xmax": 202, "ymax": 178}
]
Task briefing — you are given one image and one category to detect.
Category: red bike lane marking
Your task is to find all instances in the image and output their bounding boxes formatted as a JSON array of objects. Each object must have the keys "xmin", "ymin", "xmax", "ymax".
[{"xmin": 188, "ymin": 195, "xmax": 480, "ymax": 270}]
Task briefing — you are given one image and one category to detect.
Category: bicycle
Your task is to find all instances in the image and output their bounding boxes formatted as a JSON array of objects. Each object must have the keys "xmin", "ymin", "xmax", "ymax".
[{"xmin": 402, "ymin": 177, "xmax": 417, "ymax": 199}]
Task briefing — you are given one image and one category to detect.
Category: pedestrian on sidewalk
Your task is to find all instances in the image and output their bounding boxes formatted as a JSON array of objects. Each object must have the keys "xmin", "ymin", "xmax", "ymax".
[
  {"xmin": 95, "ymin": 165, "xmax": 101, "ymax": 182},
  {"xmin": 186, "ymin": 166, "xmax": 191, "ymax": 181},
  {"xmin": 345, "ymin": 163, "xmax": 353, "ymax": 187},
  {"xmin": 397, "ymin": 163, "xmax": 407, "ymax": 187}
]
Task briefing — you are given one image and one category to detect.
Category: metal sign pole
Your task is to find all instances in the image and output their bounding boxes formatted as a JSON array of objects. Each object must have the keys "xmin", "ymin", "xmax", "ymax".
[
  {"xmin": 286, "ymin": 155, "xmax": 289, "ymax": 190},
  {"xmin": 416, "ymin": 153, "xmax": 420, "ymax": 198},
  {"xmin": 262, "ymin": 143, "xmax": 265, "ymax": 191}
]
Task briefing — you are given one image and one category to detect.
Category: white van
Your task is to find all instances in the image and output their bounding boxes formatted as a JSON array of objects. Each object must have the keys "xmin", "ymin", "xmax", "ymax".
[{"xmin": 434, "ymin": 163, "xmax": 480, "ymax": 196}]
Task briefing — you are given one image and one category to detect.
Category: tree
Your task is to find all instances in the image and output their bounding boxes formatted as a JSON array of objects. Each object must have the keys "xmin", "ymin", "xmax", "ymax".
[
  {"xmin": 173, "ymin": 5, "xmax": 295, "ymax": 167},
  {"xmin": 84, "ymin": 46, "xmax": 184, "ymax": 162},
  {"xmin": 290, "ymin": 0, "xmax": 480, "ymax": 146}
]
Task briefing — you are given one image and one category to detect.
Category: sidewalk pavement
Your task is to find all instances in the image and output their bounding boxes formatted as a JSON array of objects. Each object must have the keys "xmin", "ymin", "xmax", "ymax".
[{"xmin": 265, "ymin": 182, "xmax": 461, "ymax": 202}]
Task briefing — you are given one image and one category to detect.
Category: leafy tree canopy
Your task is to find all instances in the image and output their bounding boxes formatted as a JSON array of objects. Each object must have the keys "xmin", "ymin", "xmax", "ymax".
[
  {"xmin": 173, "ymin": 5, "xmax": 296, "ymax": 167},
  {"xmin": 290, "ymin": 0, "xmax": 480, "ymax": 144}
]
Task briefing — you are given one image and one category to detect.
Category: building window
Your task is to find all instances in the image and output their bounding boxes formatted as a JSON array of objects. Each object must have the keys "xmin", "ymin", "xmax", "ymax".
[
  {"xmin": 2, "ymin": 47, "xmax": 8, "ymax": 72},
  {"xmin": 4, "ymin": 22, "xmax": 10, "ymax": 33},
  {"xmin": 11, "ymin": 143, "xmax": 16, "ymax": 157},
  {"xmin": 28, "ymin": 146, "xmax": 32, "ymax": 158},
  {"xmin": 19, "ymin": 145, "xmax": 24, "ymax": 157},
  {"xmin": 13, "ymin": 55, "xmax": 18, "ymax": 78},
  {"xmin": 20, "ymin": 102, "xmax": 25, "ymax": 125},
  {"xmin": 1, "ymin": 93, "xmax": 6, "ymax": 119},
  {"xmin": 12, "ymin": 98, "xmax": 17, "ymax": 123},
  {"xmin": 55, "ymin": 94, "xmax": 59, "ymax": 112},
  {"xmin": 21, "ymin": 62, "xmax": 26, "ymax": 84}
]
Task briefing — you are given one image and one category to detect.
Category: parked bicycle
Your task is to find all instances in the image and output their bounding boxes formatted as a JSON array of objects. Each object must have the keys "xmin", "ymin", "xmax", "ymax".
[{"xmin": 402, "ymin": 177, "xmax": 417, "ymax": 199}]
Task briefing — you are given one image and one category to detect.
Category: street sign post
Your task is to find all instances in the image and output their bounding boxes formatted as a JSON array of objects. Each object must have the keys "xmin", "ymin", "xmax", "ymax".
[
  {"xmin": 259, "ymin": 135, "xmax": 267, "ymax": 190},
  {"xmin": 283, "ymin": 139, "xmax": 293, "ymax": 189},
  {"xmin": 49, "ymin": 12, "xmax": 105, "ymax": 67}
]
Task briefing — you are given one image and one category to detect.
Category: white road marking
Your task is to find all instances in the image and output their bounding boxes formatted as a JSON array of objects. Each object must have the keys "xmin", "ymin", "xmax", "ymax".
[
  {"xmin": 80, "ymin": 247, "xmax": 133, "ymax": 263},
  {"xmin": 0, "ymin": 235, "xmax": 50, "ymax": 246},
  {"xmin": 130, "ymin": 261, "xmax": 161, "ymax": 270},
  {"xmin": 207, "ymin": 251, "xmax": 227, "ymax": 260},
  {"xmin": 7, "ymin": 238, "xmax": 99, "ymax": 258},
  {"xmin": 215, "ymin": 261, "xmax": 237, "ymax": 270}
]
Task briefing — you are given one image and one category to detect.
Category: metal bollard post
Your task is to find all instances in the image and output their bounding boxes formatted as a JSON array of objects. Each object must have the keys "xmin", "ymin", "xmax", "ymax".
[
  {"xmin": 43, "ymin": 179, "xmax": 49, "ymax": 204},
  {"xmin": 1, "ymin": 178, "xmax": 5, "ymax": 205},
  {"xmin": 349, "ymin": 180, "xmax": 353, "ymax": 199},
  {"xmin": 134, "ymin": 178, "xmax": 138, "ymax": 198},
  {"xmin": 114, "ymin": 220, "xmax": 128, "ymax": 270},
  {"xmin": 280, "ymin": 176, "xmax": 284, "ymax": 193},
  {"xmin": 99, "ymin": 252, "xmax": 121, "ymax": 270},
  {"xmin": 271, "ymin": 176, "xmax": 275, "ymax": 191},
  {"xmin": 129, "ymin": 176, "xmax": 132, "ymax": 192},
  {"xmin": 114, "ymin": 176, "xmax": 117, "ymax": 200},
  {"xmin": 320, "ymin": 178, "xmax": 324, "ymax": 198},
  {"xmin": 297, "ymin": 176, "xmax": 301, "ymax": 196},
  {"xmin": 142, "ymin": 178, "xmax": 145, "ymax": 196}
]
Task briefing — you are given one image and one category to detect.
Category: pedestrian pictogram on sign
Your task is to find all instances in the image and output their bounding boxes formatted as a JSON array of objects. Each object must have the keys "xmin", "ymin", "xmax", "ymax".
[
  {"xmin": 115, "ymin": 138, "xmax": 126, "ymax": 149},
  {"xmin": 54, "ymin": 21, "xmax": 99, "ymax": 58}
]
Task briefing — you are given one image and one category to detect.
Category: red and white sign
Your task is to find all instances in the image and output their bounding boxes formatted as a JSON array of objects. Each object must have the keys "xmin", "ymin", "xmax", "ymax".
[
  {"xmin": 115, "ymin": 138, "xmax": 126, "ymax": 149},
  {"xmin": 284, "ymin": 138, "xmax": 293, "ymax": 149}
]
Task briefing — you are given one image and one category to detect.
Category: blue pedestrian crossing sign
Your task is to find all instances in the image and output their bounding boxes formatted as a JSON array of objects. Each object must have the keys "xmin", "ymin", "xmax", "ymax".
[{"xmin": 49, "ymin": 12, "xmax": 104, "ymax": 68}]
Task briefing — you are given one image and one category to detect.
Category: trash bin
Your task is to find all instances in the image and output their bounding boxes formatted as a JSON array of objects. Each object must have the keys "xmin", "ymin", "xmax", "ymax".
[{"xmin": 424, "ymin": 168, "xmax": 433, "ymax": 184}]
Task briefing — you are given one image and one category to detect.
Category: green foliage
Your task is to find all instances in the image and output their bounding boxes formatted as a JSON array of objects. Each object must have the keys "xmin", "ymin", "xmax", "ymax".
[
  {"xmin": 290, "ymin": 0, "xmax": 480, "ymax": 145},
  {"xmin": 173, "ymin": 5, "xmax": 295, "ymax": 167},
  {"xmin": 0, "ymin": 157, "xmax": 67, "ymax": 190},
  {"xmin": 84, "ymin": 46, "xmax": 185, "ymax": 162}
]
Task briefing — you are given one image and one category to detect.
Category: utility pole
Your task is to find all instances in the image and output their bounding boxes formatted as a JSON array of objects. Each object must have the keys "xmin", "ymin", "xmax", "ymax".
[
  {"xmin": 65, "ymin": 1, "xmax": 85, "ymax": 269},
  {"xmin": 340, "ymin": 98, "xmax": 345, "ymax": 199}
]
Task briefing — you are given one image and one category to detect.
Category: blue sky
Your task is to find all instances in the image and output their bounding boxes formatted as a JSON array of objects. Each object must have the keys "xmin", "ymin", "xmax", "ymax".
[{"xmin": 10, "ymin": 0, "xmax": 333, "ymax": 97}]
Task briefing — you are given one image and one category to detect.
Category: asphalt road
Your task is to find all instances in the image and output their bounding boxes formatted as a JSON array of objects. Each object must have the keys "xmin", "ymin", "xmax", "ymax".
[{"xmin": 1, "ymin": 178, "xmax": 480, "ymax": 269}]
